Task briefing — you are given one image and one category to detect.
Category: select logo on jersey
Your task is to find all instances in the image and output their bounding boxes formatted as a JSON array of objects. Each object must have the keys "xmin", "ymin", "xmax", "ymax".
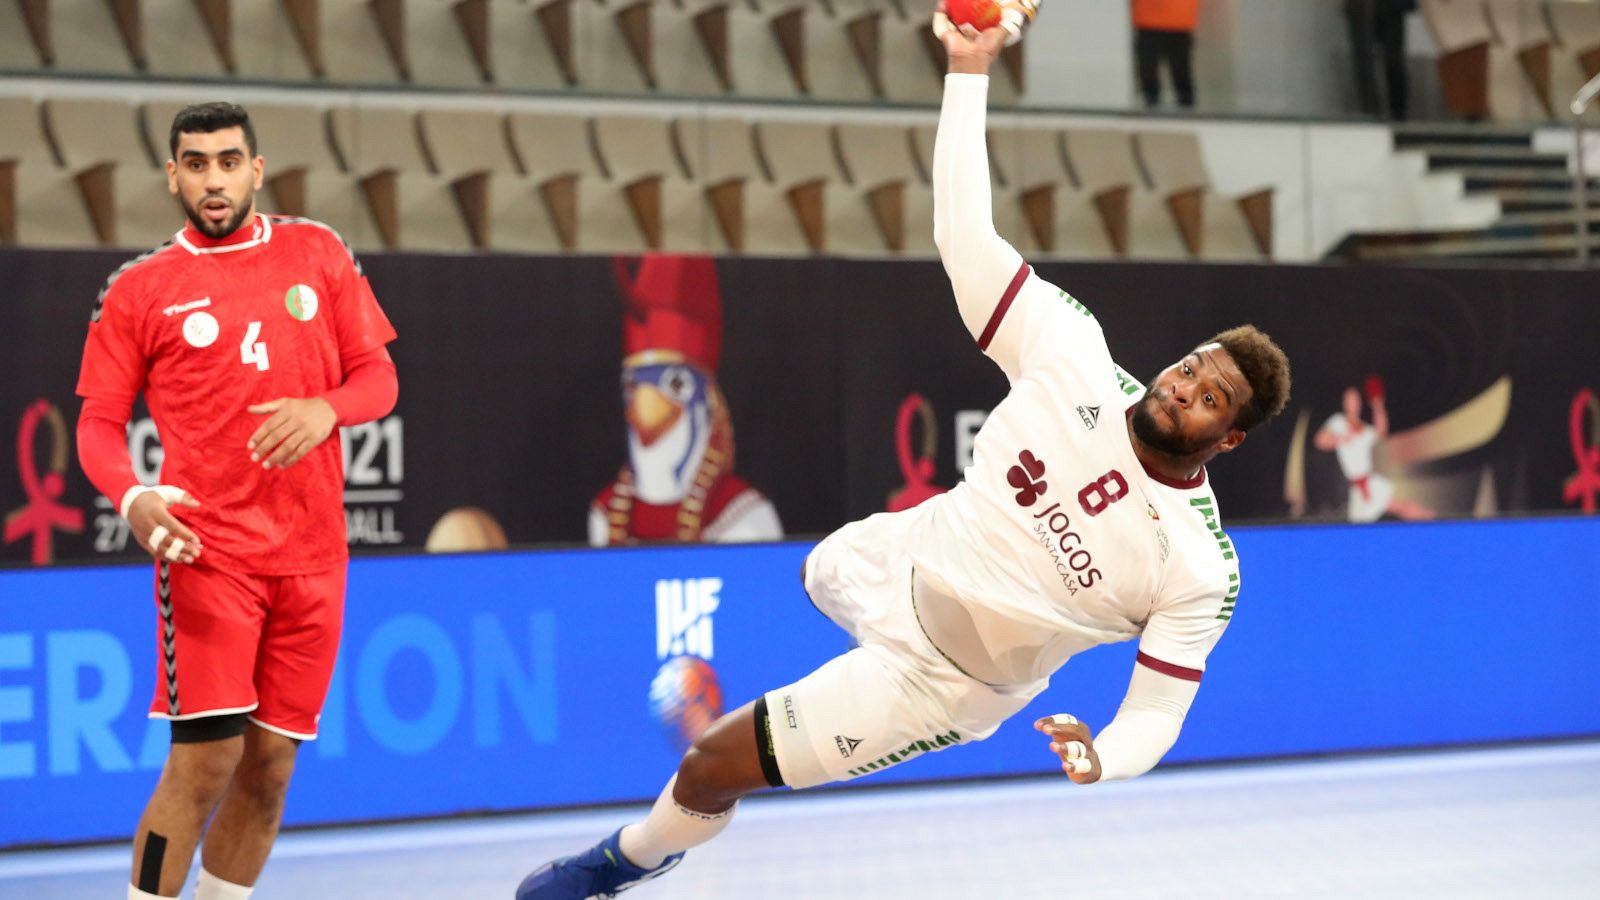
[
  {"xmin": 285, "ymin": 284, "xmax": 319, "ymax": 322},
  {"xmin": 1007, "ymin": 450, "xmax": 1048, "ymax": 506},
  {"xmin": 835, "ymin": 735, "xmax": 863, "ymax": 758},
  {"xmin": 1077, "ymin": 404, "xmax": 1101, "ymax": 430},
  {"xmin": 182, "ymin": 311, "xmax": 219, "ymax": 348}
]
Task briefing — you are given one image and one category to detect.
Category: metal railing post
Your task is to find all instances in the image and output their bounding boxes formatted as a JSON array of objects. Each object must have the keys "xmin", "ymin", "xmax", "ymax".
[{"xmin": 1569, "ymin": 73, "xmax": 1600, "ymax": 263}]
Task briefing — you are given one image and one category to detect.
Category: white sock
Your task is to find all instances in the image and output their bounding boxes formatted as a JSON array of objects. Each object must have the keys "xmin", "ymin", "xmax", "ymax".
[
  {"xmin": 193, "ymin": 869, "xmax": 253, "ymax": 900},
  {"xmin": 128, "ymin": 886, "xmax": 170, "ymax": 899},
  {"xmin": 617, "ymin": 775, "xmax": 736, "ymax": 869}
]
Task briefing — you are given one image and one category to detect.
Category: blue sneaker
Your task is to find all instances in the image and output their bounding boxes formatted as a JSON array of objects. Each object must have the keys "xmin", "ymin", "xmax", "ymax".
[{"xmin": 516, "ymin": 828, "xmax": 683, "ymax": 899}]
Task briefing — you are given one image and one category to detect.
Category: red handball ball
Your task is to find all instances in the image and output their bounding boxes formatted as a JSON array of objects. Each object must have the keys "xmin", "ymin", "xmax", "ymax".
[
  {"xmin": 1363, "ymin": 374, "xmax": 1385, "ymax": 402},
  {"xmin": 946, "ymin": 0, "xmax": 1002, "ymax": 31}
]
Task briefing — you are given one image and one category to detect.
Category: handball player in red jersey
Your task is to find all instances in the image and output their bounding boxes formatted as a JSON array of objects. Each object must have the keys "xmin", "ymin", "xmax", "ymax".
[{"xmin": 74, "ymin": 103, "xmax": 399, "ymax": 900}]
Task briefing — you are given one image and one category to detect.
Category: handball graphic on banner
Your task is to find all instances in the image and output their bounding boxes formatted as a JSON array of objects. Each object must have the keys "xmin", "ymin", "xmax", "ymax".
[{"xmin": 649, "ymin": 577, "xmax": 725, "ymax": 752}]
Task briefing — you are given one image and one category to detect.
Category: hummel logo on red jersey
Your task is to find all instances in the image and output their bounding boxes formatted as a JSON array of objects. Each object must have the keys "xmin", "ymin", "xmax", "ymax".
[
  {"xmin": 1007, "ymin": 450, "xmax": 1047, "ymax": 506},
  {"xmin": 162, "ymin": 297, "xmax": 212, "ymax": 317},
  {"xmin": 1077, "ymin": 404, "xmax": 1101, "ymax": 430}
]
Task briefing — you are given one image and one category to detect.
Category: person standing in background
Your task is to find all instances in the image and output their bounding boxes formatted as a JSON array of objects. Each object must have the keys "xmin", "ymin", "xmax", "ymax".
[
  {"xmin": 1345, "ymin": 0, "xmax": 1415, "ymax": 121},
  {"xmin": 1132, "ymin": 0, "xmax": 1200, "ymax": 109}
]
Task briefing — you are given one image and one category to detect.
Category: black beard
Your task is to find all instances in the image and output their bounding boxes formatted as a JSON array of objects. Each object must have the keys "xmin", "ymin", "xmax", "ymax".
[
  {"xmin": 1131, "ymin": 393, "xmax": 1210, "ymax": 457},
  {"xmin": 181, "ymin": 192, "xmax": 253, "ymax": 239}
]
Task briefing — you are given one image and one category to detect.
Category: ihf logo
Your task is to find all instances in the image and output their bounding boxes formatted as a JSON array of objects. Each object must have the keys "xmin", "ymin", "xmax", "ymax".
[{"xmin": 649, "ymin": 578, "xmax": 725, "ymax": 751}]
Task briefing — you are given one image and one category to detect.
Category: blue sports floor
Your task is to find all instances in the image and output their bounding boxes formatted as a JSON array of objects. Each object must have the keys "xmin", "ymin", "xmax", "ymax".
[{"xmin": 2, "ymin": 741, "xmax": 1596, "ymax": 899}]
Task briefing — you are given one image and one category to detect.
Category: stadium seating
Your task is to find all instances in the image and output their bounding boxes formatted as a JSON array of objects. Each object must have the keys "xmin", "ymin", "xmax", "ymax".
[
  {"xmin": 1483, "ymin": 0, "xmax": 1557, "ymax": 120},
  {"xmin": 505, "ymin": 110, "xmax": 608, "ymax": 251},
  {"xmin": 43, "ymin": 98, "xmax": 174, "ymax": 248},
  {"xmin": 832, "ymin": 121, "xmax": 937, "ymax": 255},
  {"xmin": 588, "ymin": 113, "xmax": 703, "ymax": 251},
  {"xmin": 1135, "ymin": 130, "xmax": 1273, "ymax": 260}
]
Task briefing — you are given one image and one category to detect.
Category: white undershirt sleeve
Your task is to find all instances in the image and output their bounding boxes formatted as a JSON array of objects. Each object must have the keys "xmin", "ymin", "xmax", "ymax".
[
  {"xmin": 932, "ymin": 74, "xmax": 1027, "ymax": 343},
  {"xmin": 1093, "ymin": 661, "xmax": 1201, "ymax": 782}
]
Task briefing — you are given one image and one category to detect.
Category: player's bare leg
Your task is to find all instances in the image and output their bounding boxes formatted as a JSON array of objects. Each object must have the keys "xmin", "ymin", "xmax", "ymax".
[
  {"xmin": 129, "ymin": 735, "xmax": 243, "ymax": 897},
  {"xmin": 517, "ymin": 700, "xmax": 776, "ymax": 898},
  {"xmin": 199, "ymin": 724, "xmax": 300, "ymax": 889}
]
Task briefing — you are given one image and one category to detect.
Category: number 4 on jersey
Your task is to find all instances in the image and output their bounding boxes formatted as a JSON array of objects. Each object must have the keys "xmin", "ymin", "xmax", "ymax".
[{"xmin": 240, "ymin": 321, "xmax": 270, "ymax": 371}]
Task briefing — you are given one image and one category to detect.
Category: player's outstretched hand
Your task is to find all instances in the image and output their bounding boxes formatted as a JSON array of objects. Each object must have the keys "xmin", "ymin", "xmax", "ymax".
[
  {"xmin": 127, "ymin": 487, "xmax": 202, "ymax": 565},
  {"xmin": 1034, "ymin": 713, "xmax": 1102, "ymax": 785},
  {"xmin": 248, "ymin": 397, "xmax": 338, "ymax": 470},
  {"xmin": 940, "ymin": 16, "xmax": 1010, "ymax": 75}
]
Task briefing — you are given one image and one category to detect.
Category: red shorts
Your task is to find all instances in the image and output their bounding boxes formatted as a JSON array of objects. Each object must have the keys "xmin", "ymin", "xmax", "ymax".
[{"xmin": 149, "ymin": 561, "xmax": 346, "ymax": 740}]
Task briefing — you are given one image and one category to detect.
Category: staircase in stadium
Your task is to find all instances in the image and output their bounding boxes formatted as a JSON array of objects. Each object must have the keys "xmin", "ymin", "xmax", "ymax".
[{"xmin": 1334, "ymin": 123, "xmax": 1600, "ymax": 262}]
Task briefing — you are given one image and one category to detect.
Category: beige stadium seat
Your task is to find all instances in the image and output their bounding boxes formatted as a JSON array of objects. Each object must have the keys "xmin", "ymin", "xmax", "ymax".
[
  {"xmin": 1060, "ymin": 129, "xmax": 1148, "ymax": 259},
  {"xmin": 1418, "ymin": 0, "xmax": 1494, "ymax": 119},
  {"xmin": 564, "ymin": 0, "xmax": 658, "ymax": 93},
  {"xmin": 1547, "ymin": 0, "xmax": 1600, "ymax": 121},
  {"xmin": 1134, "ymin": 130, "xmax": 1272, "ymax": 261},
  {"xmin": 505, "ymin": 110, "xmax": 608, "ymax": 251},
  {"xmin": 0, "ymin": 1, "xmax": 48, "ymax": 68},
  {"xmin": 832, "ymin": 122, "xmax": 935, "ymax": 256},
  {"xmin": 751, "ymin": 119, "xmax": 848, "ymax": 254},
  {"xmin": 234, "ymin": 1, "xmax": 321, "ymax": 81},
  {"xmin": 727, "ymin": 0, "xmax": 811, "ymax": 98},
  {"xmin": 50, "ymin": 0, "xmax": 141, "ymax": 73},
  {"xmin": 0, "ymin": 98, "xmax": 100, "ymax": 247},
  {"xmin": 327, "ymin": 105, "xmax": 472, "ymax": 251},
  {"xmin": 987, "ymin": 124, "xmax": 1077, "ymax": 257},
  {"xmin": 406, "ymin": 0, "xmax": 491, "ymax": 86},
  {"xmin": 589, "ymin": 114, "xmax": 705, "ymax": 251},
  {"xmin": 1483, "ymin": 0, "xmax": 1556, "ymax": 120},
  {"xmin": 320, "ymin": 0, "xmax": 409, "ymax": 84},
  {"xmin": 141, "ymin": 0, "xmax": 232, "ymax": 77},
  {"xmin": 42, "ymin": 99, "xmax": 177, "ymax": 248},
  {"xmin": 648, "ymin": 0, "xmax": 736, "ymax": 95},
  {"xmin": 142, "ymin": 101, "xmax": 366, "ymax": 240},
  {"xmin": 881, "ymin": 0, "xmax": 946, "ymax": 104},
  {"xmin": 802, "ymin": 0, "xmax": 875, "ymax": 102},
  {"xmin": 493, "ymin": 0, "xmax": 583, "ymax": 89},
  {"xmin": 417, "ymin": 108, "xmax": 534, "ymax": 250},
  {"xmin": 673, "ymin": 117, "xmax": 766, "ymax": 253}
]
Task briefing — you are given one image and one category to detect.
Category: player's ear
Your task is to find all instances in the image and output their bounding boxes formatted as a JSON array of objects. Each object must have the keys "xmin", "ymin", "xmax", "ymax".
[
  {"xmin": 165, "ymin": 159, "xmax": 179, "ymax": 196},
  {"xmin": 1216, "ymin": 428, "xmax": 1246, "ymax": 454},
  {"xmin": 252, "ymin": 155, "xmax": 265, "ymax": 191}
]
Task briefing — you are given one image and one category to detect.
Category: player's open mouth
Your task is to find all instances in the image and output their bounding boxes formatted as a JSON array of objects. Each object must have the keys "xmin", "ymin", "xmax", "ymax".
[{"xmin": 202, "ymin": 199, "xmax": 231, "ymax": 223}]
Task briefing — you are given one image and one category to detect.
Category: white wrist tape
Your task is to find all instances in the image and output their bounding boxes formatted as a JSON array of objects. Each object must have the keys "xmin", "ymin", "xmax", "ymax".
[{"xmin": 120, "ymin": 485, "xmax": 189, "ymax": 519}]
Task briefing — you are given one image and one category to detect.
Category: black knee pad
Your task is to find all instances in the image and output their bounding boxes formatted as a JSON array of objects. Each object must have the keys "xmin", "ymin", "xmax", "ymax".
[{"xmin": 170, "ymin": 712, "xmax": 249, "ymax": 744}]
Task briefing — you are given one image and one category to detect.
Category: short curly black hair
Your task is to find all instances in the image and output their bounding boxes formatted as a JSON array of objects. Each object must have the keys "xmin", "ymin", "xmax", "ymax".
[
  {"xmin": 1205, "ymin": 325, "xmax": 1290, "ymax": 432},
  {"xmin": 169, "ymin": 102, "xmax": 256, "ymax": 160}
]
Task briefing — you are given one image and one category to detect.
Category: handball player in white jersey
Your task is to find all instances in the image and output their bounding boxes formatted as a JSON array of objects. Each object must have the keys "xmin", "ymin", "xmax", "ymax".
[{"xmin": 519, "ymin": 13, "xmax": 1292, "ymax": 899}]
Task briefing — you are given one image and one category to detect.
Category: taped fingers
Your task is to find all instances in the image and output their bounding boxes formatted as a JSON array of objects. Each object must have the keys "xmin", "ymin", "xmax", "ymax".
[
  {"xmin": 1051, "ymin": 740, "xmax": 1087, "ymax": 759},
  {"xmin": 164, "ymin": 538, "xmax": 186, "ymax": 561},
  {"xmin": 147, "ymin": 524, "xmax": 170, "ymax": 553},
  {"xmin": 1063, "ymin": 757, "xmax": 1092, "ymax": 776},
  {"xmin": 1047, "ymin": 714, "xmax": 1078, "ymax": 728}
]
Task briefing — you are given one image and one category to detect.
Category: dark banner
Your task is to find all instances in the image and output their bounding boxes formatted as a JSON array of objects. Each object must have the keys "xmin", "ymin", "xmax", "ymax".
[{"xmin": 3, "ymin": 248, "xmax": 1597, "ymax": 566}]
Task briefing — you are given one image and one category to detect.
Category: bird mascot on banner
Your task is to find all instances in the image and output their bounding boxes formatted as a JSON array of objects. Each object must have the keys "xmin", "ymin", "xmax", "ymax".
[{"xmin": 589, "ymin": 255, "xmax": 783, "ymax": 546}]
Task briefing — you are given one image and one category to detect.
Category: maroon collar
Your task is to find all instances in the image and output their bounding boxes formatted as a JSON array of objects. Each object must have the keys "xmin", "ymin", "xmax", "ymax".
[{"xmin": 1124, "ymin": 405, "xmax": 1207, "ymax": 490}]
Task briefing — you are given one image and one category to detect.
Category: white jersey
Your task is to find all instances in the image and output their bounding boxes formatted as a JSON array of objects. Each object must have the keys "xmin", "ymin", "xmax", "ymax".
[
  {"xmin": 902, "ymin": 267, "xmax": 1240, "ymax": 685},
  {"xmin": 908, "ymin": 74, "xmax": 1241, "ymax": 692}
]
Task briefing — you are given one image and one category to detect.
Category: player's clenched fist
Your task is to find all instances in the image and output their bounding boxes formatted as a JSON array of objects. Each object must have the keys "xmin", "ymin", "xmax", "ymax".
[
  {"xmin": 126, "ymin": 486, "xmax": 203, "ymax": 565},
  {"xmin": 248, "ymin": 397, "xmax": 338, "ymax": 469},
  {"xmin": 1034, "ymin": 713, "xmax": 1102, "ymax": 784}
]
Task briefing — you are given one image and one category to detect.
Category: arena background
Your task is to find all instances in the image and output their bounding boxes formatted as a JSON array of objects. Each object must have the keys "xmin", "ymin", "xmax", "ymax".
[{"xmin": 4, "ymin": 251, "xmax": 1599, "ymax": 567}]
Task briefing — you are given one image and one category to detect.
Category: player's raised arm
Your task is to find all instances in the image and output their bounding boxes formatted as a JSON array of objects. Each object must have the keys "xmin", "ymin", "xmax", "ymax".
[{"xmin": 932, "ymin": 23, "xmax": 1027, "ymax": 343}]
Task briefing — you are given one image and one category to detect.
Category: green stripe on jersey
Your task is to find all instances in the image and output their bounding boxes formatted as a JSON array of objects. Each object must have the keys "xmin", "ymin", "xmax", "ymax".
[
  {"xmin": 1190, "ymin": 497, "xmax": 1241, "ymax": 619},
  {"xmin": 1057, "ymin": 289, "xmax": 1095, "ymax": 319}
]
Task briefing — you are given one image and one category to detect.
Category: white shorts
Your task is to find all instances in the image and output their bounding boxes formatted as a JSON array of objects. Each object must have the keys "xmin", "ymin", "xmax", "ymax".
[
  {"xmin": 1348, "ymin": 473, "xmax": 1394, "ymax": 523},
  {"xmin": 768, "ymin": 509, "xmax": 1042, "ymax": 790}
]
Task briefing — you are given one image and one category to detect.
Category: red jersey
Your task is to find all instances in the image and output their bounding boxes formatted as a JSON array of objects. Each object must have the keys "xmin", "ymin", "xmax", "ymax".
[{"xmin": 76, "ymin": 214, "xmax": 398, "ymax": 574}]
